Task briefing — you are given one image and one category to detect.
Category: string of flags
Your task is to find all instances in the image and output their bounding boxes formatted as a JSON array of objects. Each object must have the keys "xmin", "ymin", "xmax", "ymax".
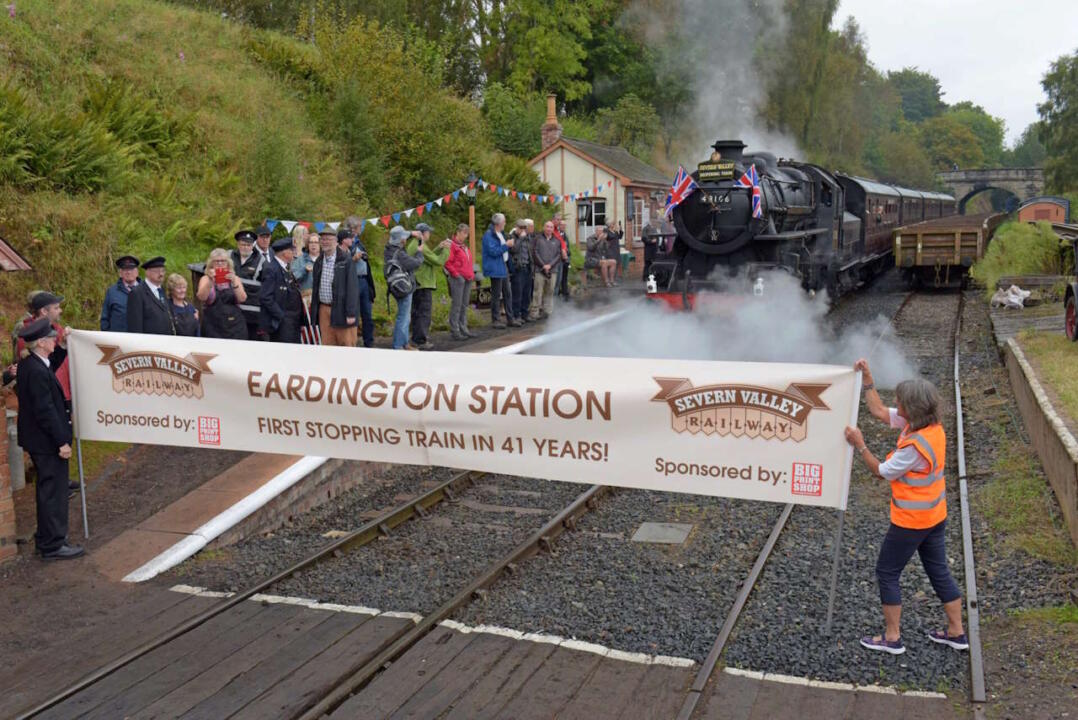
[{"xmin": 263, "ymin": 177, "xmax": 619, "ymax": 236}]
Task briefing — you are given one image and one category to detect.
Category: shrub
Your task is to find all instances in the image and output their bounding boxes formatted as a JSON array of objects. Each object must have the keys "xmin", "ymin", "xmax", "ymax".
[
  {"xmin": 971, "ymin": 221, "xmax": 1073, "ymax": 298},
  {"xmin": 82, "ymin": 77, "xmax": 193, "ymax": 166}
]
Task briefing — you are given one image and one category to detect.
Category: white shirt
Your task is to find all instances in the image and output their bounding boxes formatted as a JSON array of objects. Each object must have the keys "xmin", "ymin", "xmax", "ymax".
[
  {"xmin": 496, "ymin": 231, "xmax": 509, "ymax": 263},
  {"xmin": 876, "ymin": 408, "xmax": 930, "ymax": 481},
  {"xmin": 145, "ymin": 278, "xmax": 163, "ymax": 299},
  {"xmin": 34, "ymin": 350, "xmax": 51, "ymax": 369}
]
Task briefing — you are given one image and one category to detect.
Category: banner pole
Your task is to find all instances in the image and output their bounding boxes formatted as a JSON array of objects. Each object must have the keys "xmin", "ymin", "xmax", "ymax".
[
  {"xmin": 823, "ymin": 508, "xmax": 844, "ymax": 634},
  {"xmin": 76, "ymin": 436, "xmax": 89, "ymax": 539}
]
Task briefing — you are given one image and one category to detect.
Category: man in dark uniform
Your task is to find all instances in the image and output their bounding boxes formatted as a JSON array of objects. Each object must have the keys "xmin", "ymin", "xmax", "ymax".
[
  {"xmin": 16, "ymin": 318, "xmax": 82, "ymax": 560},
  {"xmin": 641, "ymin": 220, "xmax": 658, "ymax": 281},
  {"xmin": 231, "ymin": 230, "xmax": 262, "ymax": 281},
  {"xmin": 100, "ymin": 255, "xmax": 140, "ymax": 331},
  {"xmin": 259, "ymin": 236, "xmax": 305, "ymax": 343},
  {"xmin": 126, "ymin": 256, "xmax": 175, "ymax": 335}
]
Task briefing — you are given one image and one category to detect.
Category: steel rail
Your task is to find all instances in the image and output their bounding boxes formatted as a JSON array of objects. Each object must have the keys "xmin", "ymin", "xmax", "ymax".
[
  {"xmin": 295, "ymin": 484, "xmax": 611, "ymax": 720},
  {"xmin": 953, "ymin": 295, "xmax": 987, "ymax": 714},
  {"xmin": 675, "ymin": 502, "xmax": 794, "ymax": 720},
  {"xmin": 14, "ymin": 468, "xmax": 482, "ymax": 720}
]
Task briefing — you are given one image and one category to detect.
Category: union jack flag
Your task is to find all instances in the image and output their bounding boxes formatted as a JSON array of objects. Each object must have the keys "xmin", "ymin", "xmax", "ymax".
[
  {"xmin": 664, "ymin": 165, "xmax": 699, "ymax": 218},
  {"xmin": 738, "ymin": 163, "xmax": 763, "ymax": 219}
]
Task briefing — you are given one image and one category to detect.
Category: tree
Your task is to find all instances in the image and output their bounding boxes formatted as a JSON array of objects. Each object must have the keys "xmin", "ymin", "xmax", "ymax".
[
  {"xmin": 946, "ymin": 101, "xmax": 1005, "ymax": 166},
  {"xmin": 871, "ymin": 125, "xmax": 935, "ymax": 187},
  {"xmin": 920, "ymin": 115, "xmax": 984, "ymax": 170},
  {"xmin": 1038, "ymin": 49, "xmax": 1078, "ymax": 191},
  {"xmin": 503, "ymin": 0, "xmax": 599, "ymax": 102},
  {"xmin": 1004, "ymin": 123, "xmax": 1047, "ymax": 167},
  {"xmin": 595, "ymin": 93, "xmax": 660, "ymax": 160},
  {"xmin": 482, "ymin": 83, "xmax": 544, "ymax": 158},
  {"xmin": 887, "ymin": 67, "xmax": 945, "ymax": 123}
]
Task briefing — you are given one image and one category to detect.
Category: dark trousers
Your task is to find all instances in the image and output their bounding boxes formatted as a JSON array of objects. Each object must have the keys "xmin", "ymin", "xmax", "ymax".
[
  {"xmin": 511, "ymin": 265, "xmax": 532, "ymax": 320},
  {"xmin": 490, "ymin": 276, "xmax": 513, "ymax": 323},
  {"xmin": 32, "ymin": 452, "xmax": 69, "ymax": 553},
  {"xmin": 358, "ymin": 279, "xmax": 374, "ymax": 347},
  {"xmin": 270, "ymin": 310, "xmax": 303, "ymax": 343},
  {"xmin": 556, "ymin": 260, "xmax": 570, "ymax": 299},
  {"xmin": 643, "ymin": 242, "xmax": 658, "ymax": 280},
  {"xmin": 876, "ymin": 520, "xmax": 961, "ymax": 606},
  {"xmin": 410, "ymin": 287, "xmax": 433, "ymax": 345}
]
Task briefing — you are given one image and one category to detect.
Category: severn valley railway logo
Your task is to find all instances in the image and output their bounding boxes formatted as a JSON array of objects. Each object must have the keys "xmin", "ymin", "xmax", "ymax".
[
  {"xmin": 97, "ymin": 345, "xmax": 216, "ymax": 398},
  {"xmin": 651, "ymin": 377, "xmax": 831, "ymax": 442}
]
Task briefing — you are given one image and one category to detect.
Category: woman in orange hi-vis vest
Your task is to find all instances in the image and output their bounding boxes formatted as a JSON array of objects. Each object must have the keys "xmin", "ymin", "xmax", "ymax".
[{"xmin": 844, "ymin": 359, "xmax": 966, "ymax": 656}]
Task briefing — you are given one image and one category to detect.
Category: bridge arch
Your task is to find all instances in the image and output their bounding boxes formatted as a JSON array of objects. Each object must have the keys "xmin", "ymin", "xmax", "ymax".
[
  {"xmin": 956, "ymin": 185, "xmax": 1020, "ymax": 214},
  {"xmin": 936, "ymin": 167, "xmax": 1044, "ymax": 214}
]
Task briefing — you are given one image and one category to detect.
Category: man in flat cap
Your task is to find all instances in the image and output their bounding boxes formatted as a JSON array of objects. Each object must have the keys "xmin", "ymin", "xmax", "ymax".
[
  {"xmin": 127, "ymin": 257, "xmax": 176, "ymax": 335},
  {"xmin": 231, "ymin": 230, "xmax": 262, "ymax": 281},
  {"xmin": 259, "ymin": 236, "xmax": 305, "ymax": 343},
  {"xmin": 16, "ymin": 318, "xmax": 83, "ymax": 560},
  {"xmin": 312, "ymin": 227, "xmax": 359, "ymax": 347},
  {"xmin": 100, "ymin": 255, "xmax": 141, "ymax": 332}
]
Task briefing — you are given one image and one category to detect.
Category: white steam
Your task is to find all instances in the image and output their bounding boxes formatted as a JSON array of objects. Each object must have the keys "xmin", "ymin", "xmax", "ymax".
[{"xmin": 534, "ymin": 272, "xmax": 916, "ymax": 389}]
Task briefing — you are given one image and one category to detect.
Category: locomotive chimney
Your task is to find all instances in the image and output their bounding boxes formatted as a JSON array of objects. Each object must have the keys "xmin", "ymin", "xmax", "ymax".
[
  {"xmin": 541, "ymin": 93, "xmax": 562, "ymax": 150},
  {"xmin": 711, "ymin": 140, "xmax": 746, "ymax": 163}
]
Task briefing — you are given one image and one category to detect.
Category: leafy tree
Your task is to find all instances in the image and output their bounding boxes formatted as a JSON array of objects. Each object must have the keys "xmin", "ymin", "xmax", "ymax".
[
  {"xmin": 920, "ymin": 114, "xmax": 984, "ymax": 170},
  {"xmin": 887, "ymin": 67, "xmax": 945, "ymax": 123},
  {"xmin": 871, "ymin": 125, "xmax": 935, "ymax": 187},
  {"xmin": 595, "ymin": 93, "xmax": 660, "ymax": 160},
  {"xmin": 1004, "ymin": 123, "xmax": 1047, "ymax": 167},
  {"xmin": 482, "ymin": 82, "xmax": 544, "ymax": 157},
  {"xmin": 1038, "ymin": 49, "xmax": 1078, "ymax": 191},
  {"xmin": 503, "ymin": 0, "xmax": 599, "ymax": 102},
  {"xmin": 946, "ymin": 101, "xmax": 1005, "ymax": 166},
  {"xmin": 328, "ymin": 80, "xmax": 389, "ymax": 205}
]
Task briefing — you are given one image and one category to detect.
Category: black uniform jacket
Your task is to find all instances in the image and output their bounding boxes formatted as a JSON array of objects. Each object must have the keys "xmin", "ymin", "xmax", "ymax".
[
  {"xmin": 16, "ymin": 354, "xmax": 72, "ymax": 455},
  {"xmin": 258, "ymin": 259, "xmax": 303, "ymax": 334},
  {"xmin": 311, "ymin": 250, "xmax": 359, "ymax": 327},
  {"xmin": 127, "ymin": 281, "xmax": 176, "ymax": 335}
]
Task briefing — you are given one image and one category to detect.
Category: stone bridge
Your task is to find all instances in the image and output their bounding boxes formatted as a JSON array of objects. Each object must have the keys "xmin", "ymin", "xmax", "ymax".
[{"xmin": 937, "ymin": 167, "xmax": 1045, "ymax": 213}]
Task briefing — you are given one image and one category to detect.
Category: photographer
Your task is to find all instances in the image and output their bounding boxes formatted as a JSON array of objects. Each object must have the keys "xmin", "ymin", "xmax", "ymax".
[
  {"xmin": 408, "ymin": 222, "xmax": 450, "ymax": 350},
  {"xmin": 508, "ymin": 219, "xmax": 534, "ymax": 322},
  {"xmin": 529, "ymin": 220, "xmax": 562, "ymax": 321},
  {"xmin": 602, "ymin": 221, "xmax": 623, "ymax": 287}
]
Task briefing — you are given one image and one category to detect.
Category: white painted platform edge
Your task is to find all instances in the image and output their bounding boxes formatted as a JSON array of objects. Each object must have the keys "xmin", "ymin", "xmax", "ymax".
[
  {"xmin": 723, "ymin": 667, "xmax": 947, "ymax": 699},
  {"xmin": 123, "ymin": 456, "xmax": 329, "ymax": 583},
  {"xmin": 167, "ymin": 585, "xmax": 695, "ymax": 667}
]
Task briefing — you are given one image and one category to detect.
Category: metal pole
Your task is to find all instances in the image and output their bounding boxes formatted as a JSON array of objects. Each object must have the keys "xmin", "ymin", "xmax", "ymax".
[
  {"xmin": 76, "ymin": 437, "xmax": 88, "ymax": 539},
  {"xmin": 468, "ymin": 203, "xmax": 476, "ymax": 262},
  {"xmin": 823, "ymin": 508, "xmax": 845, "ymax": 635}
]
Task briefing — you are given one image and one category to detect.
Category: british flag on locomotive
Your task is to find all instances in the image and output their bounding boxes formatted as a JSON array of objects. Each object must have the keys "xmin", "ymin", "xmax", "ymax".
[
  {"xmin": 664, "ymin": 165, "xmax": 699, "ymax": 218},
  {"xmin": 738, "ymin": 163, "xmax": 763, "ymax": 219}
]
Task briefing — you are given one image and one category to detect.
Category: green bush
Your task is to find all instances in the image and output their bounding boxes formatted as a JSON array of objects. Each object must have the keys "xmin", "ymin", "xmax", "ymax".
[
  {"xmin": 971, "ymin": 221, "xmax": 1073, "ymax": 298},
  {"xmin": 83, "ymin": 77, "xmax": 193, "ymax": 166}
]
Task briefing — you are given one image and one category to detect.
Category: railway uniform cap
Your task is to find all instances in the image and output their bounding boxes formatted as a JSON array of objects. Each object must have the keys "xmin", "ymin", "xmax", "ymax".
[
  {"xmin": 30, "ymin": 291, "xmax": 63, "ymax": 311},
  {"xmin": 234, "ymin": 229, "xmax": 257, "ymax": 244},
  {"xmin": 270, "ymin": 236, "xmax": 294, "ymax": 252},
  {"xmin": 414, "ymin": 222, "xmax": 433, "ymax": 233},
  {"xmin": 141, "ymin": 256, "xmax": 166, "ymax": 270},
  {"xmin": 115, "ymin": 255, "xmax": 140, "ymax": 269},
  {"xmin": 18, "ymin": 316, "xmax": 58, "ymax": 342},
  {"xmin": 256, "ymin": 224, "xmax": 273, "ymax": 237}
]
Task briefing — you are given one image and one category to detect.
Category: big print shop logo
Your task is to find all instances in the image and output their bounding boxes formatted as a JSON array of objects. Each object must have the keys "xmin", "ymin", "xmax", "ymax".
[{"xmin": 97, "ymin": 344, "xmax": 216, "ymax": 399}]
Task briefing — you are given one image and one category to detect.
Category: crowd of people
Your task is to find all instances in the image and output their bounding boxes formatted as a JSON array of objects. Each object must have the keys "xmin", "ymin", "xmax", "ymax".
[{"xmin": 81, "ymin": 212, "xmax": 619, "ymax": 350}]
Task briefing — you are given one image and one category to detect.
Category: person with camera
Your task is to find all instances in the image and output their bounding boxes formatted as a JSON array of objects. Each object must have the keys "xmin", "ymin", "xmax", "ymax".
[
  {"xmin": 198, "ymin": 248, "xmax": 249, "ymax": 340},
  {"xmin": 408, "ymin": 222, "xmax": 450, "ymax": 350},
  {"xmin": 529, "ymin": 220, "xmax": 562, "ymax": 321},
  {"xmin": 602, "ymin": 221, "xmax": 624, "ymax": 287},
  {"xmin": 508, "ymin": 219, "xmax": 534, "ymax": 323},
  {"xmin": 481, "ymin": 213, "xmax": 518, "ymax": 329},
  {"xmin": 16, "ymin": 317, "xmax": 82, "ymax": 560},
  {"xmin": 384, "ymin": 225, "xmax": 425, "ymax": 349}
]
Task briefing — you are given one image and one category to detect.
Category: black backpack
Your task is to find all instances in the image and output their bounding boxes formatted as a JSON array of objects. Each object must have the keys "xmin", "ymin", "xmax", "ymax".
[{"xmin": 384, "ymin": 251, "xmax": 414, "ymax": 301}]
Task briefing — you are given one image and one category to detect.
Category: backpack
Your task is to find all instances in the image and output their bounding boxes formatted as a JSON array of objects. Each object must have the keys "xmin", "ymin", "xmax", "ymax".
[{"xmin": 384, "ymin": 251, "xmax": 415, "ymax": 301}]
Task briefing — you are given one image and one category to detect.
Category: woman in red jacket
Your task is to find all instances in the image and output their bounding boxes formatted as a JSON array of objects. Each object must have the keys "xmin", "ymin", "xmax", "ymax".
[{"xmin": 444, "ymin": 224, "xmax": 475, "ymax": 340}]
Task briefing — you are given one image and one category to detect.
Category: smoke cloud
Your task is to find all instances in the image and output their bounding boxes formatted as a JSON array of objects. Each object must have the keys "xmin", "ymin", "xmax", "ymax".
[
  {"xmin": 533, "ymin": 272, "xmax": 916, "ymax": 390},
  {"xmin": 623, "ymin": 0, "xmax": 802, "ymax": 164}
]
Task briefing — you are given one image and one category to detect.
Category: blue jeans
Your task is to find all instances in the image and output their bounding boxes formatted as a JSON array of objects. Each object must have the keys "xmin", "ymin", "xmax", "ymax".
[
  {"xmin": 392, "ymin": 292, "xmax": 413, "ymax": 349},
  {"xmin": 358, "ymin": 280, "xmax": 374, "ymax": 347}
]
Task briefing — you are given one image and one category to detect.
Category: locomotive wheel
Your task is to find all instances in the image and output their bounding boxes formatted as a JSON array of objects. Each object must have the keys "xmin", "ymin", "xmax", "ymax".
[{"xmin": 1066, "ymin": 296, "xmax": 1077, "ymax": 341}]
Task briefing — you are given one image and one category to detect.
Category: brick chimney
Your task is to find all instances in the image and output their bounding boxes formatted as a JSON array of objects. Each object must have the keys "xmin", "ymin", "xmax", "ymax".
[{"xmin": 541, "ymin": 93, "xmax": 562, "ymax": 150}]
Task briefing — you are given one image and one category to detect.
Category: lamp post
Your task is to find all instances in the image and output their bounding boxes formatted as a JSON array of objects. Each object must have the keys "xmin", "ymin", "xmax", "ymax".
[{"xmin": 466, "ymin": 172, "xmax": 478, "ymax": 260}]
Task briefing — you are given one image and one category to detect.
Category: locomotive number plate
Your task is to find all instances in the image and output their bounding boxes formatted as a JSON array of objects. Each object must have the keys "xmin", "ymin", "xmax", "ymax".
[
  {"xmin": 697, "ymin": 161, "xmax": 736, "ymax": 181},
  {"xmin": 702, "ymin": 192, "xmax": 733, "ymax": 211}
]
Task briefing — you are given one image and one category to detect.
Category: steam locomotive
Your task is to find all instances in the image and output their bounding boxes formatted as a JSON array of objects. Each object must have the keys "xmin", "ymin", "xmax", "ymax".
[{"xmin": 647, "ymin": 140, "xmax": 955, "ymax": 306}]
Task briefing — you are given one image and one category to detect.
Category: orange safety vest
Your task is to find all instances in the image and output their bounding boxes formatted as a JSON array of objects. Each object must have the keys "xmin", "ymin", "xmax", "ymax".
[{"xmin": 886, "ymin": 423, "xmax": 947, "ymax": 529}]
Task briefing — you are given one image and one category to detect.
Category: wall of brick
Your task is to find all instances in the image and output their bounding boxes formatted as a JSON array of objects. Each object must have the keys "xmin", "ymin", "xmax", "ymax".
[{"xmin": 1, "ymin": 391, "xmax": 17, "ymax": 564}]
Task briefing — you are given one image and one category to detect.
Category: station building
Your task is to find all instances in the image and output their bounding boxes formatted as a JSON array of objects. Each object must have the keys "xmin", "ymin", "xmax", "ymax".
[{"xmin": 529, "ymin": 95, "xmax": 671, "ymax": 267}]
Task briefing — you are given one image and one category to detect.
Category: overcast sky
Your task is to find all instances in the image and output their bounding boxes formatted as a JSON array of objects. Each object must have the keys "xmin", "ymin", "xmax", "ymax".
[{"xmin": 835, "ymin": 0, "xmax": 1078, "ymax": 145}]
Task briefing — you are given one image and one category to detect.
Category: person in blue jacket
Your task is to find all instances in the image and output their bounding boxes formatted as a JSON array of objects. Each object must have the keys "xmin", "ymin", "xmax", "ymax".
[
  {"xmin": 481, "ymin": 213, "xmax": 519, "ymax": 328},
  {"xmin": 99, "ymin": 255, "xmax": 140, "ymax": 332}
]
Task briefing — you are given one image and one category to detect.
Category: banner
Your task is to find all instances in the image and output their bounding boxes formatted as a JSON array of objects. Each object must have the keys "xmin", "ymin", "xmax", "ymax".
[{"xmin": 68, "ymin": 331, "xmax": 860, "ymax": 509}]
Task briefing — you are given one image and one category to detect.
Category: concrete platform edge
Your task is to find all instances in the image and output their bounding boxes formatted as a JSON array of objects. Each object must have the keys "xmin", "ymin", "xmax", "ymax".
[{"xmin": 122, "ymin": 456, "xmax": 329, "ymax": 582}]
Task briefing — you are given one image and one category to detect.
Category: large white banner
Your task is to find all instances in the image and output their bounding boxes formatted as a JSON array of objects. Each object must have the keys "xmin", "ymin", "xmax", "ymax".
[{"xmin": 68, "ymin": 330, "xmax": 860, "ymax": 509}]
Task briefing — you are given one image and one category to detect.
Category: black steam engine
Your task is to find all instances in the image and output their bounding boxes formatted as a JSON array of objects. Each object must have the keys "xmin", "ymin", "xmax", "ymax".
[{"xmin": 648, "ymin": 140, "xmax": 953, "ymax": 305}]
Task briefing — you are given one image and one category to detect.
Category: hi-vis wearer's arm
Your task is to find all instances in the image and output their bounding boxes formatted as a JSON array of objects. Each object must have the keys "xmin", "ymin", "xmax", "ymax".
[{"xmin": 855, "ymin": 358, "xmax": 889, "ymax": 423}]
